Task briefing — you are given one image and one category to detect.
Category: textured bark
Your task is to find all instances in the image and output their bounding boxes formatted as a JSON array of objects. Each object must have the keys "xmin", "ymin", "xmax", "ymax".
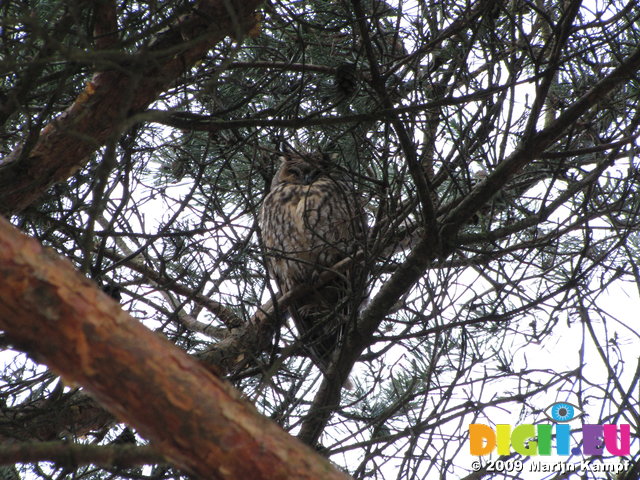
[
  {"xmin": 0, "ymin": 216, "xmax": 350, "ymax": 480},
  {"xmin": 0, "ymin": 257, "xmax": 356, "ymax": 446},
  {"xmin": 0, "ymin": 0, "xmax": 262, "ymax": 216},
  {"xmin": 0, "ymin": 442, "xmax": 162, "ymax": 469}
]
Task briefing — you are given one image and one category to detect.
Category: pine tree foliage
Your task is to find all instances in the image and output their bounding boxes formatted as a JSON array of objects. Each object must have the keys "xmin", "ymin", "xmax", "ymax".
[{"xmin": 2, "ymin": 0, "xmax": 640, "ymax": 478}]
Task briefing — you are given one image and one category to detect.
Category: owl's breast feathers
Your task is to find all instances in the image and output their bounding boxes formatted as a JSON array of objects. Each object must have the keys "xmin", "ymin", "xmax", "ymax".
[{"xmin": 259, "ymin": 177, "xmax": 360, "ymax": 291}]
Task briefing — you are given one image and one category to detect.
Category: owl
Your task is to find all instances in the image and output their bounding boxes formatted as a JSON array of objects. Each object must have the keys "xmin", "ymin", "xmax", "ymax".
[{"xmin": 259, "ymin": 152, "xmax": 366, "ymax": 374}]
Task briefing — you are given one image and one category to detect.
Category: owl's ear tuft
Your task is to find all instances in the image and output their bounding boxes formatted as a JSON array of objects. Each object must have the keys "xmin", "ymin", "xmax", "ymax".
[{"xmin": 273, "ymin": 154, "xmax": 289, "ymax": 168}]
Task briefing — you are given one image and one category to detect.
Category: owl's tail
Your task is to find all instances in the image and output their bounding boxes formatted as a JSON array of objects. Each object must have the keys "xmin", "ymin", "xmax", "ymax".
[{"xmin": 289, "ymin": 277, "xmax": 357, "ymax": 377}]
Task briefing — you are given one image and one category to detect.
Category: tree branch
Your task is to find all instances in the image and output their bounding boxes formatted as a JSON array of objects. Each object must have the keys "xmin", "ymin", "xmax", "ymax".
[
  {"xmin": 0, "ymin": 216, "xmax": 351, "ymax": 480},
  {"xmin": 296, "ymin": 41, "xmax": 640, "ymax": 448},
  {"xmin": 0, "ymin": 0, "xmax": 262, "ymax": 215},
  {"xmin": 440, "ymin": 44, "xmax": 640, "ymax": 241},
  {"xmin": 144, "ymin": 78, "xmax": 537, "ymax": 131},
  {"xmin": 100, "ymin": 247, "xmax": 243, "ymax": 329},
  {"xmin": 351, "ymin": 0, "xmax": 439, "ymax": 244},
  {"xmin": 0, "ymin": 441, "xmax": 162, "ymax": 470}
]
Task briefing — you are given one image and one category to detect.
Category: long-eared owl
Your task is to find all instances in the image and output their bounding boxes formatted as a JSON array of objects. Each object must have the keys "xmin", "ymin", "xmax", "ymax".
[{"xmin": 259, "ymin": 152, "xmax": 367, "ymax": 374}]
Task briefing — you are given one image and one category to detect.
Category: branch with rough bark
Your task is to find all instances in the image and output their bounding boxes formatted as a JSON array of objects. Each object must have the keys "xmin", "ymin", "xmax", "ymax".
[
  {"xmin": 0, "ymin": 0, "xmax": 262, "ymax": 215},
  {"xmin": 0, "ymin": 442, "xmax": 162, "ymax": 470},
  {"xmin": 0, "ymin": 256, "xmax": 358, "ymax": 446},
  {"xmin": 0, "ymin": 216, "xmax": 350, "ymax": 480}
]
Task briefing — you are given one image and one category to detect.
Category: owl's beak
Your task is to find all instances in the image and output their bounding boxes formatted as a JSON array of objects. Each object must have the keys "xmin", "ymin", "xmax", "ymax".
[{"xmin": 303, "ymin": 170, "xmax": 320, "ymax": 185}]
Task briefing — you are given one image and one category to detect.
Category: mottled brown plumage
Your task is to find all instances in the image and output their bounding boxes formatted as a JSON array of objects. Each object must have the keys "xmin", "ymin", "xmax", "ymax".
[{"xmin": 259, "ymin": 152, "xmax": 366, "ymax": 373}]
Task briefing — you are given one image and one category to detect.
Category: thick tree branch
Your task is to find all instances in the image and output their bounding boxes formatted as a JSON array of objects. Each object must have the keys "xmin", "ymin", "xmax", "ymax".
[
  {"xmin": 0, "ymin": 442, "xmax": 162, "ymax": 470},
  {"xmin": 0, "ymin": 0, "xmax": 262, "ymax": 216},
  {"xmin": 0, "ymin": 257, "xmax": 358, "ymax": 446},
  {"xmin": 0, "ymin": 216, "xmax": 350, "ymax": 480},
  {"xmin": 93, "ymin": 0, "xmax": 119, "ymax": 51}
]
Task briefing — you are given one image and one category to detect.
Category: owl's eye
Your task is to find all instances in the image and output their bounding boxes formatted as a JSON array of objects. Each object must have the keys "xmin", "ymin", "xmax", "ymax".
[{"xmin": 544, "ymin": 402, "xmax": 582, "ymax": 422}]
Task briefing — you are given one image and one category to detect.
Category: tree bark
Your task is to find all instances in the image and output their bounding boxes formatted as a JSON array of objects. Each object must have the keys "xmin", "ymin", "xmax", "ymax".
[
  {"xmin": 0, "ymin": 0, "xmax": 262, "ymax": 216},
  {"xmin": 0, "ymin": 216, "xmax": 350, "ymax": 480},
  {"xmin": 0, "ymin": 442, "xmax": 162, "ymax": 470}
]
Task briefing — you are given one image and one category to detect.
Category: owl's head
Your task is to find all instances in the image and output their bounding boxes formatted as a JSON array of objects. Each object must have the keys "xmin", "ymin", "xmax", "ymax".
[{"xmin": 271, "ymin": 152, "xmax": 338, "ymax": 188}]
